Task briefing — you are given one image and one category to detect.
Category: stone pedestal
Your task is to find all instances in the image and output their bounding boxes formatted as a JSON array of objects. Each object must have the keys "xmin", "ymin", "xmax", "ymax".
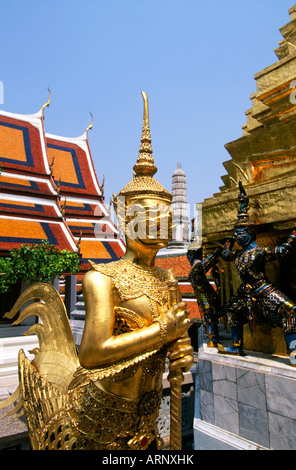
[
  {"xmin": 69, "ymin": 293, "xmax": 85, "ymax": 347},
  {"xmin": 194, "ymin": 326, "xmax": 296, "ymax": 450}
]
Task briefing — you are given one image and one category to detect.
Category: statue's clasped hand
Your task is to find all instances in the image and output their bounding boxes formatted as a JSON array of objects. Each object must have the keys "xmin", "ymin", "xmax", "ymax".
[
  {"xmin": 280, "ymin": 242, "xmax": 293, "ymax": 256},
  {"xmin": 160, "ymin": 302, "xmax": 194, "ymax": 373},
  {"xmin": 164, "ymin": 302, "xmax": 192, "ymax": 341},
  {"xmin": 168, "ymin": 336, "xmax": 194, "ymax": 373}
]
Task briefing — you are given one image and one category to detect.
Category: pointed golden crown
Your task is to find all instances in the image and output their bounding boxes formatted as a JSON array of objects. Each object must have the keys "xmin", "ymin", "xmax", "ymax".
[{"xmin": 116, "ymin": 91, "xmax": 172, "ymax": 203}]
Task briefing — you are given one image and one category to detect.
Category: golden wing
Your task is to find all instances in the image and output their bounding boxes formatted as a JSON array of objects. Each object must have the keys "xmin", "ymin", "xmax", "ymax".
[
  {"xmin": 14, "ymin": 349, "xmax": 77, "ymax": 450},
  {"xmin": 0, "ymin": 282, "xmax": 80, "ymax": 449},
  {"xmin": 4, "ymin": 282, "xmax": 79, "ymax": 391}
]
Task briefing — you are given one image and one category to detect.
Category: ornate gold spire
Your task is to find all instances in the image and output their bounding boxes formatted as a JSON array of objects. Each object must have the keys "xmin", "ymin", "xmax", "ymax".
[
  {"xmin": 117, "ymin": 91, "xmax": 172, "ymax": 203},
  {"xmin": 133, "ymin": 91, "xmax": 157, "ymax": 177}
]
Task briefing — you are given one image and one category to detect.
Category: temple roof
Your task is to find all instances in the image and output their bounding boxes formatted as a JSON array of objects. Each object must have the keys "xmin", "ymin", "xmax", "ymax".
[
  {"xmin": 46, "ymin": 132, "xmax": 102, "ymax": 198},
  {"xmin": 0, "ymin": 108, "xmax": 77, "ymax": 253},
  {"xmin": 0, "ymin": 216, "xmax": 76, "ymax": 252},
  {"xmin": 0, "ymin": 104, "xmax": 125, "ymax": 265},
  {"xmin": 45, "ymin": 130, "xmax": 125, "ymax": 269},
  {"xmin": 0, "ymin": 110, "xmax": 50, "ymax": 177}
]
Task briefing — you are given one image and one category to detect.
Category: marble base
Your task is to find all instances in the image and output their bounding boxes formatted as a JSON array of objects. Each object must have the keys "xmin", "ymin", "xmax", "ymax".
[
  {"xmin": 69, "ymin": 319, "xmax": 84, "ymax": 347},
  {"xmin": 194, "ymin": 326, "xmax": 296, "ymax": 450}
]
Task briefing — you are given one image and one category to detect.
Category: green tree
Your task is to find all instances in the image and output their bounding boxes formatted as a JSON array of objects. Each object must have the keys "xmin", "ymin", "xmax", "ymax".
[{"xmin": 0, "ymin": 240, "xmax": 80, "ymax": 294}]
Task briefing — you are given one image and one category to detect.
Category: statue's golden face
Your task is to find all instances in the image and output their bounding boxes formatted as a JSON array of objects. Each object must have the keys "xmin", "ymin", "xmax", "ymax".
[{"xmin": 123, "ymin": 197, "xmax": 172, "ymax": 248}]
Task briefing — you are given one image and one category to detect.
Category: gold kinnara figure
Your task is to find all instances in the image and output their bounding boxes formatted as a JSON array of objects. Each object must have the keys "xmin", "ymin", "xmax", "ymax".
[{"xmin": 0, "ymin": 92, "xmax": 193, "ymax": 450}]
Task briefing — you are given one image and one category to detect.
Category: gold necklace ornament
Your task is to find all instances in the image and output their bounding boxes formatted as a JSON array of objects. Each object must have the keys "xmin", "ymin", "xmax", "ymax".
[{"xmin": 89, "ymin": 258, "xmax": 170, "ymax": 322}]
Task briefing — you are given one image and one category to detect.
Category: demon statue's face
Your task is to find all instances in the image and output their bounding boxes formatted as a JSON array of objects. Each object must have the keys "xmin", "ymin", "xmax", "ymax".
[{"xmin": 233, "ymin": 226, "xmax": 255, "ymax": 247}]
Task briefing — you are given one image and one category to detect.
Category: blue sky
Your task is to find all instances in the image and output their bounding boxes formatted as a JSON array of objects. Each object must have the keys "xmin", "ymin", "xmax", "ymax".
[{"xmin": 0, "ymin": 0, "xmax": 294, "ymax": 219}]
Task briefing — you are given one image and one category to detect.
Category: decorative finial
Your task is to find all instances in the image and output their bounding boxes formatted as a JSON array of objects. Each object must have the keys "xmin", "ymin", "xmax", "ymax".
[
  {"xmin": 234, "ymin": 179, "xmax": 255, "ymax": 228},
  {"xmin": 86, "ymin": 112, "xmax": 93, "ymax": 135},
  {"xmin": 238, "ymin": 179, "xmax": 249, "ymax": 217},
  {"xmin": 41, "ymin": 88, "xmax": 51, "ymax": 119},
  {"xmin": 133, "ymin": 91, "xmax": 157, "ymax": 177},
  {"xmin": 49, "ymin": 154, "xmax": 55, "ymax": 175},
  {"xmin": 61, "ymin": 197, "xmax": 67, "ymax": 217},
  {"xmin": 107, "ymin": 197, "xmax": 112, "ymax": 216},
  {"xmin": 56, "ymin": 175, "xmax": 61, "ymax": 196},
  {"xmin": 76, "ymin": 231, "xmax": 82, "ymax": 253},
  {"xmin": 100, "ymin": 174, "xmax": 105, "ymax": 197}
]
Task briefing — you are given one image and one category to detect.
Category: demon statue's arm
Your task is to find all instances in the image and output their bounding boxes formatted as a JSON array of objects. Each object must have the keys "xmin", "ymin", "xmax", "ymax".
[
  {"xmin": 188, "ymin": 247, "xmax": 222, "ymax": 347},
  {"xmin": 264, "ymin": 230, "xmax": 296, "ymax": 261},
  {"xmin": 221, "ymin": 239, "xmax": 237, "ymax": 262}
]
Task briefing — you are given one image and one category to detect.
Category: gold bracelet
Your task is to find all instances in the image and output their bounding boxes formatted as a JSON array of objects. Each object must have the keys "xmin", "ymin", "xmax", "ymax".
[
  {"xmin": 156, "ymin": 316, "xmax": 167, "ymax": 346},
  {"xmin": 156, "ymin": 312, "xmax": 176, "ymax": 347}
]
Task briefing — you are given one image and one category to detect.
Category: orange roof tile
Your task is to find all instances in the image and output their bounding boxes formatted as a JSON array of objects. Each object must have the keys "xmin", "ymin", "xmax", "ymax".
[{"xmin": 155, "ymin": 254, "xmax": 191, "ymax": 278}]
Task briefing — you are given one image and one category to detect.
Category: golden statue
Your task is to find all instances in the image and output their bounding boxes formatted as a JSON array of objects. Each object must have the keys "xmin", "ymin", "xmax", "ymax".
[{"xmin": 0, "ymin": 92, "xmax": 193, "ymax": 450}]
